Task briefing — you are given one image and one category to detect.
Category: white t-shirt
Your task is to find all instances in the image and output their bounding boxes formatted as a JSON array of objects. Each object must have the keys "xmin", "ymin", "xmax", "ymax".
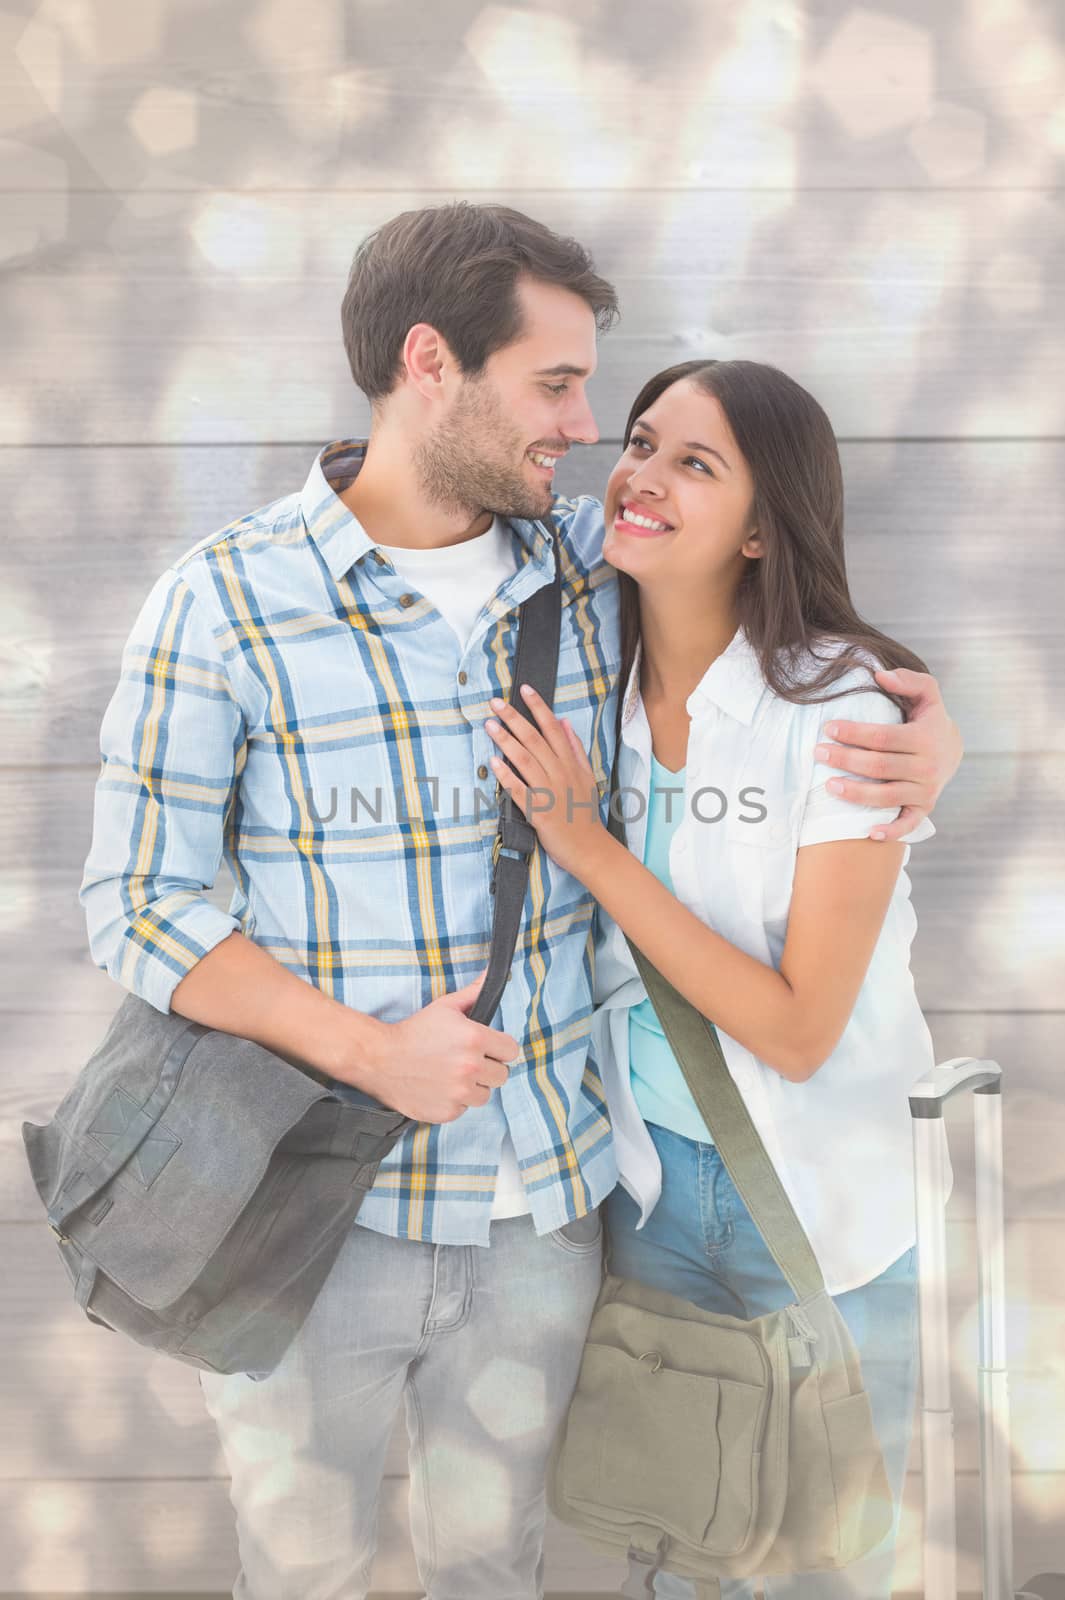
[
  {"xmin": 376, "ymin": 517, "xmax": 530, "ymax": 1222},
  {"xmin": 592, "ymin": 624, "xmax": 949, "ymax": 1295}
]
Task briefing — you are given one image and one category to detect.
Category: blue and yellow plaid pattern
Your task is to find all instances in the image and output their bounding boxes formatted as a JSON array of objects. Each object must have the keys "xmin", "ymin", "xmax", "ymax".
[{"xmin": 80, "ymin": 441, "xmax": 622, "ymax": 1243}]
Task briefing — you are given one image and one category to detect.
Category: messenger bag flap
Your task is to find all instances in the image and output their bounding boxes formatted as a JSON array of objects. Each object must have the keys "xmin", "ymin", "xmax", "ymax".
[{"xmin": 25, "ymin": 999, "xmax": 352, "ymax": 1310}]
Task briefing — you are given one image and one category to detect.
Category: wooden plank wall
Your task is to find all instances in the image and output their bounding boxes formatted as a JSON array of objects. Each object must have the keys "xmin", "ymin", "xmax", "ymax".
[{"xmin": 1, "ymin": 1, "xmax": 1062, "ymax": 1592}]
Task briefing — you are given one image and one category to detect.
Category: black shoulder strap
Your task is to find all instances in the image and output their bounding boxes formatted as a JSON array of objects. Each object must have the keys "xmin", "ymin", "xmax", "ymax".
[{"xmin": 469, "ymin": 513, "xmax": 563, "ymax": 1027}]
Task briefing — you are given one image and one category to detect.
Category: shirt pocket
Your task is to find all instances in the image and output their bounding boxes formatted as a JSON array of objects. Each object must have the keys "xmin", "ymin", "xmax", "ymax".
[
  {"xmin": 551, "ymin": 610, "xmax": 617, "ymax": 795},
  {"xmin": 721, "ymin": 773, "xmax": 802, "ymax": 943}
]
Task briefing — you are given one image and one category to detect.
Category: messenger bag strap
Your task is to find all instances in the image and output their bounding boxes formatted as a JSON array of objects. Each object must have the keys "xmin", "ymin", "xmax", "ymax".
[
  {"xmin": 468, "ymin": 512, "xmax": 563, "ymax": 1028},
  {"xmin": 605, "ymin": 753, "xmax": 825, "ymax": 1304}
]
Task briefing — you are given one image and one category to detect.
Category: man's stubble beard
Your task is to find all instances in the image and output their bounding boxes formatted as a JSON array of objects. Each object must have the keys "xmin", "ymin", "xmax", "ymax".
[{"xmin": 413, "ymin": 374, "xmax": 553, "ymax": 522}]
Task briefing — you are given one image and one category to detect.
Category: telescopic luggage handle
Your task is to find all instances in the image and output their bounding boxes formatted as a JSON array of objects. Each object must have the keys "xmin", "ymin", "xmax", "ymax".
[{"xmin": 909, "ymin": 1057, "xmax": 1010, "ymax": 1600}]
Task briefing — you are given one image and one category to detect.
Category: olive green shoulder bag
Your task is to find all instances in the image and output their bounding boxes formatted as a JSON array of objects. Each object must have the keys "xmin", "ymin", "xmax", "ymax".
[{"xmin": 546, "ymin": 776, "xmax": 894, "ymax": 1599}]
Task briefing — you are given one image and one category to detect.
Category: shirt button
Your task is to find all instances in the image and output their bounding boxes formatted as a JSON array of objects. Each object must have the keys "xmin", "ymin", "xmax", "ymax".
[
  {"xmin": 399, "ymin": 593, "xmax": 415, "ymax": 608},
  {"xmin": 477, "ymin": 764, "xmax": 489, "ymax": 780},
  {"xmin": 458, "ymin": 670, "xmax": 468, "ymax": 685}
]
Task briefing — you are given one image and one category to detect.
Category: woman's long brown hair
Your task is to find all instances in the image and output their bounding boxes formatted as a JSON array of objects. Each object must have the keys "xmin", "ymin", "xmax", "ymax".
[{"xmin": 613, "ymin": 359, "xmax": 929, "ymax": 749}]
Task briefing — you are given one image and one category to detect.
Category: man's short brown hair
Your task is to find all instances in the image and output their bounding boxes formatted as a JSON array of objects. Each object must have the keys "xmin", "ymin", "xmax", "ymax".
[{"xmin": 340, "ymin": 202, "xmax": 619, "ymax": 403}]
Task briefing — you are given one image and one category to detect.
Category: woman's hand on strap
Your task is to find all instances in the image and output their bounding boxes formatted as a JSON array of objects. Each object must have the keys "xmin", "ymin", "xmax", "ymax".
[{"xmin": 484, "ymin": 685, "xmax": 608, "ymax": 879}]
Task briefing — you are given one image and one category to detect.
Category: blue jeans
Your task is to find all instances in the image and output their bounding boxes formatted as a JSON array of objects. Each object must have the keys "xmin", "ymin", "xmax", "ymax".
[
  {"xmin": 605, "ymin": 1123, "xmax": 919, "ymax": 1600},
  {"xmin": 198, "ymin": 1209, "xmax": 605, "ymax": 1599}
]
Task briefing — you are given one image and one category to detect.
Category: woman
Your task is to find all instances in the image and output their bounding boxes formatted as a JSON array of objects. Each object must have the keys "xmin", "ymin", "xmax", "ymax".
[{"xmin": 482, "ymin": 359, "xmax": 946, "ymax": 1599}]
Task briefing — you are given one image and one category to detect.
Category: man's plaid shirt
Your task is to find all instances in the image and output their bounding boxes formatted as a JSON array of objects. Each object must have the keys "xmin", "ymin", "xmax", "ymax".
[{"xmin": 79, "ymin": 441, "xmax": 622, "ymax": 1244}]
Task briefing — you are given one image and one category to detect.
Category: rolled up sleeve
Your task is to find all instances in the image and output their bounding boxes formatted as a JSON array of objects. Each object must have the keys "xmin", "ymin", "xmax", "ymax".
[
  {"xmin": 797, "ymin": 684, "xmax": 937, "ymax": 850},
  {"xmin": 78, "ymin": 565, "xmax": 247, "ymax": 1013}
]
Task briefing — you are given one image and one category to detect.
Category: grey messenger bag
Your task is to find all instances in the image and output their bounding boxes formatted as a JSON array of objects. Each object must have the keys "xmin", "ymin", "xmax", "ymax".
[{"xmin": 22, "ymin": 516, "xmax": 563, "ymax": 1380}]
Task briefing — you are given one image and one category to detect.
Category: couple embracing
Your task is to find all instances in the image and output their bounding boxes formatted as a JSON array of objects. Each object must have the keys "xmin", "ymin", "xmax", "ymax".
[{"xmin": 80, "ymin": 201, "xmax": 963, "ymax": 1599}]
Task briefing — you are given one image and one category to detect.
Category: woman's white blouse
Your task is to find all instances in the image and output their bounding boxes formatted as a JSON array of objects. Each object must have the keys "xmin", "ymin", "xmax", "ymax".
[{"xmin": 592, "ymin": 625, "xmax": 951, "ymax": 1296}]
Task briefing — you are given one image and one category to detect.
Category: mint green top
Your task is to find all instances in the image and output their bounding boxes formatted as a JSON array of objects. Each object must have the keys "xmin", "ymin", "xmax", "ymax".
[{"xmin": 627, "ymin": 754, "xmax": 714, "ymax": 1144}]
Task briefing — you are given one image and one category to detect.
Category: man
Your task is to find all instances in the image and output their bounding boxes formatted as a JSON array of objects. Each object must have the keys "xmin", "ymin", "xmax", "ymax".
[{"xmin": 79, "ymin": 203, "xmax": 962, "ymax": 1599}]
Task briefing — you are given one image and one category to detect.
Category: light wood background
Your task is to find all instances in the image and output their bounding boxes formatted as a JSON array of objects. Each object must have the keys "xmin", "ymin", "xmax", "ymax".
[{"xmin": 1, "ymin": 0, "xmax": 1063, "ymax": 1593}]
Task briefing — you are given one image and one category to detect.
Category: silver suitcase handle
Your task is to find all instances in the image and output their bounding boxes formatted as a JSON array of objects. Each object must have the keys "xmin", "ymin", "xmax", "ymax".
[{"xmin": 910, "ymin": 1057, "xmax": 1012, "ymax": 1600}]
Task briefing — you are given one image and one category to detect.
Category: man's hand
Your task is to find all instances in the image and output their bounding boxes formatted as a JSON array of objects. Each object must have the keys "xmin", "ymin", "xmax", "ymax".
[
  {"xmin": 351, "ymin": 969, "xmax": 521, "ymax": 1124},
  {"xmin": 813, "ymin": 667, "xmax": 964, "ymax": 842}
]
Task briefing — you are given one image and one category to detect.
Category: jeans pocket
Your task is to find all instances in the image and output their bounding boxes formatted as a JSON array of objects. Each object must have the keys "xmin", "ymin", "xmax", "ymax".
[{"xmin": 547, "ymin": 1208, "xmax": 604, "ymax": 1254}]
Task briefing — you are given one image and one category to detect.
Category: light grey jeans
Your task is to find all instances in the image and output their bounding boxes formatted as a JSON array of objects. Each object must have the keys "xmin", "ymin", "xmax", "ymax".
[{"xmin": 198, "ymin": 1208, "xmax": 605, "ymax": 1600}]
